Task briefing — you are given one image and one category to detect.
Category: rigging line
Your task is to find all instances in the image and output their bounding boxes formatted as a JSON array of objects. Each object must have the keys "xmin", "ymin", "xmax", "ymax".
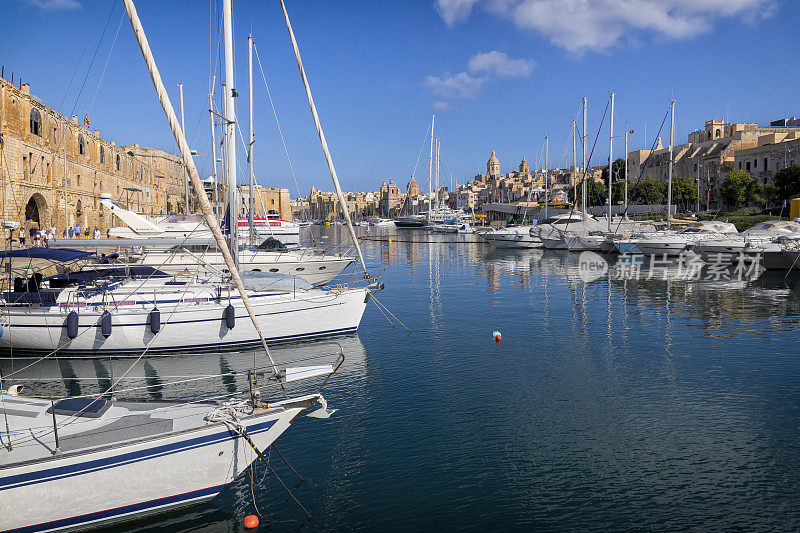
[
  {"xmin": 565, "ymin": 97, "xmax": 611, "ymax": 232},
  {"xmin": 412, "ymin": 120, "xmax": 433, "ymax": 180},
  {"xmin": 613, "ymin": 105, "xmax": 671, "ymax": 233},
  {"xmin": 253, "ymin": 43, "xmax": 303, "ymax": 201},
  {"xmin": 57, "ymin": 0, "xmax": 110, "ymax": 114},
  {"xmin": 87, "ymin": 12, "xmax": 125, "ymax": 119},
  {"xmin": 71, "ymin": 1, "xmax": 118, "ymax": 122}
]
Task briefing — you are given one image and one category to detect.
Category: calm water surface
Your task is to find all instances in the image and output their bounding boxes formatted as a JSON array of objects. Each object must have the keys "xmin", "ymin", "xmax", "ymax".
[{"xmin": 9, "ymin": 225, "xmax": 800, "ymax": 531}]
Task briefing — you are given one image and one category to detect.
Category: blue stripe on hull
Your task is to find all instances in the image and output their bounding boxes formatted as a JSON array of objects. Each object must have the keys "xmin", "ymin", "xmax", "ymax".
[
  {"xmin": 0, "ymin": 326, "xmax": 358, "ymax": 357},
  {"xmin": 0, "ymin": 419, "xmax": 276, "ymax": 491},
  {"xmin": 6, "ymin": 483, "xmax": 226, "ymax": 533}
]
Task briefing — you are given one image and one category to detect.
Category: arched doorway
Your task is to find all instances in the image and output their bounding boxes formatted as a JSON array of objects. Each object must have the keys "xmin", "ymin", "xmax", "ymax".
[{"xmin": 24, "ymin": 193, "xmax": 48, "ymax": 228}]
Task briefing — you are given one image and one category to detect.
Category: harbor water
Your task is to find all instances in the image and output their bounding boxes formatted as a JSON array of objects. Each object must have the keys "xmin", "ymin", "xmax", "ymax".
[{"xmin": 6, "ymin": 225, "xmax": 800, "ymax": 531}]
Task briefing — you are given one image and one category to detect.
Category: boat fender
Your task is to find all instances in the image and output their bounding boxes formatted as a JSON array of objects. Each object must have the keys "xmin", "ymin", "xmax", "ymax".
[
  {"xmin": 150, "ymin": 308, "xmax": 161, "ymax": 334},
  {"xmin": 101, "ymin": 311, "xmax": 112, "ymax": 338},
  {"xmin": 65, "ymin": 311, "xmax": 79, "ymax": 339},
  {"xmin": 0, "ymin": 323, "xmax": 3, "ymax": 339},
  {"xmin": 244, "ymin": 515, "xmax": 259, "ymax": 529},
  {"xmin": 225, "ymin": 304, "xmax": 235, "ymax": 329}
]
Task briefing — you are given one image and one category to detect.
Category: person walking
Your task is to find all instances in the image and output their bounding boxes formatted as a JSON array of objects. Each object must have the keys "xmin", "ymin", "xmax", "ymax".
[
  {"xmin": 68, "ymin": 226, "xmax": 74, "ymax": 239},
  {"xmin": 74, "ymin": 225, "xmax": 81, "ymax": 239},
  {"xmin": 18, "ymin": 228, "xmax": 26, "ymax": 247}
]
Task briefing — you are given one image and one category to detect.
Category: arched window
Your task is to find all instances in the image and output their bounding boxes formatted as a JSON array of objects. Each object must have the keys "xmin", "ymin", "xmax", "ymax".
[
  {"xmin": 78, "ymin": 133, "xmax": 85, "ymax": 155},
  {"xmin": 100, "ymin": 145, "xmax": 105, "ymax": 164},
  {"xmin": 30, "ymin": 108, "xmax": 42, "ymax": 137},
  {"xmin": 715, "ymin": 129, "xmax": 721, "ymax": 138},
  {"xmin": 116, "ymin": 154, "xmax": 120, "ymax": 171}
]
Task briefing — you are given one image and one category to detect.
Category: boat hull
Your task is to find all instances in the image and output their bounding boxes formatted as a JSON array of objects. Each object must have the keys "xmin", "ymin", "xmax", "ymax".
[
  {"xmin": 0, "ymin": 288, "xmax": 368, "ymax": 356},
  {"xmin": 132, "ymin": 251, "xmax": 353, "ymax": 286},
  {"xmin": 0, "ymin": 401, "xmax": 312, "ymax": 533}
]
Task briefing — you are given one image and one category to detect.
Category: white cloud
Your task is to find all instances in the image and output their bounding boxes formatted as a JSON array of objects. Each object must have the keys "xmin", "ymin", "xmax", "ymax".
[
  {"xmin": 432, "ymin": 101, "xmax": 452, "ymax": 111},
  {"xmin": 435, "ymin": 0, "xmax": 480, "ymax": 26},
  {"xmin": 424, "ymin": 72, "xmax": 487, "ymax": 99},
  {"xmin": 468, "ymin": 51, "xmax": 534, "ymax": 77},
  {"xmin": 436, "ymin": 0, "xmax": 776, "ymax": 53},
  {"xmin": 24, "ymin": 0, "xmax": 82, "ymax": 9},
  {"xmin": 424, "ymin": 50, "xmax": 533, "ymax": 103}
]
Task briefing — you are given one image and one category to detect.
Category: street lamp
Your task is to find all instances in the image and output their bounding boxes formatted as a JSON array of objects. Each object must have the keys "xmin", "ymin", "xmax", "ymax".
[{"xmin": 624, "ymin": 129, "xmax": 634, "ymax": 214}]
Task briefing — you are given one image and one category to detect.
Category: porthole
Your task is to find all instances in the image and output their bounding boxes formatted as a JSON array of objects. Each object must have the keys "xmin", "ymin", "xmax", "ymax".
[
  {"xmin": 318, "ymin": 266, "xmax": 326, "ymax": 270},
  {"xmin": 269, "ymin": 268, "xmax": 279, "ymax": 273},
  {"xmin": 296, "ymin": 267, "xmax": 305, "ymax": 271},
  {"xmin": 252, "ymin": 268, "xmax": 261, "ymax": 272}
]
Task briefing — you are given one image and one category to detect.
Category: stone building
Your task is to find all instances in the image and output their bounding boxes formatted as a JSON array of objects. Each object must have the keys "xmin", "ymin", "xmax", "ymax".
[
  {"xmin": 733, "ymin": 137, "xmax": 800, "ymax": 186},
  {"xmin": 627, "ymin": 118, "xmax": 800, "ymax": 208},
  {"xmin": 0, "ymin": 76, "xmax": 185, "ymax": 234},
  {"xmin": 237, "ymin": 184, "xmax": 292, "ymax": 220},
  {"xmin": 378, "ymin": 179, "xmax": 400, "ymax": 217}
]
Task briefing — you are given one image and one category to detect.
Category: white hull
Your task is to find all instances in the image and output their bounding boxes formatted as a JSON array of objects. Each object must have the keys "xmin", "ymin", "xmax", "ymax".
[
  {"xmin": 482, "ymin": 226, "xmax": 542, "ymax": 248},
  {"xmin": 0, "ymin": 286, "xmax": 369, "ymax": 356},
  {"xmin": 132, "ymin": 250, "xmax": 353, "ymax": 286},
  {"xmin": 635, "ymin": 239, "xmax": 689, "ymax": 256},
  {"xmin": 0, "ymin": 396, "xmax": 316, "ymax": 532}
]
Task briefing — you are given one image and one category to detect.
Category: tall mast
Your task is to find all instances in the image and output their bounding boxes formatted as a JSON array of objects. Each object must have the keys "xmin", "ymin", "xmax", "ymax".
[
  {"xmin": 178, "ymin": 83, "xmax": 189, "ymax": 213},
  {"xmin": 572, "ymin": 118, "xmax": 576, "ymax": 207},
  {"xmin": 435, "ymin": 138, "xmax": 440, "ymax": 210},
  {"xmin": 428, "ymin": 114, "xmax": 435, "ymax": 221},
  {"xmin": 222, "ymin": 0, "xmax": 238, "ymax": 266},
  {"xmin": 63, "ymin": 118, "xmax": 69, "ymax": 227},
  {"xmin": 279, "ymin": 0, "xmax": 367, "ymax": 272},
  {"xmin": 667, "ymin": 100, "xmax": 675, "ymax": 230},
  {"xmin": 247, "ymin": 34, "xmax": 255, "ymax": 246},
  {"xmin": 544, "ymin": 134, "xmax": 549, "ymax": 220},
  {"xmin": 209, "ymin": 82, "xmax": 219, "ymax": 217},
  {"xmin": 608, "ymin": 92, "xmax": 615, "ymax": 231},
  {"xmin": 582, "ymin": 97, "xmax": 587, "ymax": 219}
]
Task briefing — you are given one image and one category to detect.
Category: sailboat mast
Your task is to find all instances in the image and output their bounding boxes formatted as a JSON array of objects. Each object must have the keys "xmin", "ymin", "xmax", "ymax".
[
  {"xmin": 178, "ymin": 83, "xmax": 189, "ymax": 214},
  {"xmin": 435, "ymin": 138, "xmax": 440, "ymax": 211},
  {"xmin": 572, "ymin": 118, "xmax": 576, "ymax": 208},
  {"xmin": 223, "ymin": 0, "xmax": 238, "ymax": 266},
  {"xmin": 608, "ymin": 92, "xmax": 614, "ymax": 231},
  {"xmin": 428, "ymin": 114, "xmax": 434, "ymax": 221},
  {"xmin": 247, "ymin": 34, "xmax": 255, "ymax": 246},
  {"xmin": 667, "ymin": 99, "xmax": 675, "ymax": 230},
  {"xmin": 209, "ymin": 83, "xmax": 219, "ymax": 217},
  {"xmin": 279, "ymin": 0, "xmax": 367, "ymax": 272},
  {"xmin": 544, "ymin": 134, "xmax": 549, "ymax": 220},
  {"xmin": 582, "ymin": 97, "xmax": 587, "ymax": 219}
]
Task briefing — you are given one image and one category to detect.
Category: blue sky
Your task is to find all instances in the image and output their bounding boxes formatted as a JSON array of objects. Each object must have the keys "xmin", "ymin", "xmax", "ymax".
[{"xmin": 3, "ymin": 0, "xmax": 798, "ymax": 195}]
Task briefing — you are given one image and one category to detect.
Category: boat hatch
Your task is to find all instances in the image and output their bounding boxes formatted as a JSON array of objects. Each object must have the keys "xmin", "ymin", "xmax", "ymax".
[{"xmin": 47, "ymin": 397, "xmax": 111, "ymax": 418}]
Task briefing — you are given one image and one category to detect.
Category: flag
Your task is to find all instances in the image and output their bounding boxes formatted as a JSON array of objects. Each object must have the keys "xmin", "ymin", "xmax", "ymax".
[{"xmin": 84, "ymin": 113, "xmax": 90, "ymax": 128}]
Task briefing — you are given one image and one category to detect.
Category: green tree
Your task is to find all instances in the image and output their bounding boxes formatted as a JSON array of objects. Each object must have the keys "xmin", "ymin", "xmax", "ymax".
[
  {"xmin": 600, "ymin": 158, "xmax": 626, "ymax": 184},
  {"xmin": 721, "ymin": 170, "xmax": 755, "ymax": 209},
  {"xmin": 632, "ymin": 177, "xmax": 667, "ymax": 204},
  {"xmin": 775, "ymin": 163, "xmax": 800, "ymax": 201},
  {"xmin": 763, "ymin": 183, "xmax": 779, "ymax": 207},
  {"xmin": 589, "ymin": 180, "xmax": 607, "ymax": 206},
  {"xmin": 671, "ymin": 176, "xmax": 700, "ymax": 212}
]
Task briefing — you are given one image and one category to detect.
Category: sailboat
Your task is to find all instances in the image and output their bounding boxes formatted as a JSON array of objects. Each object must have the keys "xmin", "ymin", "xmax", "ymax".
[{"xmin": 1, "ymin": 0, "xmax": 355, "ymax": 530}]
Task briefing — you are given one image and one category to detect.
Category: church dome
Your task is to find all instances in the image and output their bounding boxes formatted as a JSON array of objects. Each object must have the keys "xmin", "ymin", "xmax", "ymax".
[{"xmin": 487, "ymin": 150, "xmax": 500, "ymax": 176}]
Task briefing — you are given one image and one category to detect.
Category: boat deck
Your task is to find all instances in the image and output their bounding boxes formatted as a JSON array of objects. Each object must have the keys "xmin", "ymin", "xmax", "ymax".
[{"xmin": 0, "ymin": 394, "xmax": 279, "ymax": 468}]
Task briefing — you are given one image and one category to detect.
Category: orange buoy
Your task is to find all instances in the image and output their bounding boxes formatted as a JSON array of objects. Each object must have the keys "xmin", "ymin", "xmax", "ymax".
[
  {"xmin": 244, "ymin": 514, "xmax": 259, "ymax": 529},
  {"xmin": 493, "ymin": 331, "xmax": 502, "ymax": 342}
]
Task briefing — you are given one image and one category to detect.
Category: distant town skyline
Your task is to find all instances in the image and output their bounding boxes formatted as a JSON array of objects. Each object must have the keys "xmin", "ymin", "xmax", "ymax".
[{"xmin": 4, "ymin": 0, "xmax": 797, "ymax": 195}]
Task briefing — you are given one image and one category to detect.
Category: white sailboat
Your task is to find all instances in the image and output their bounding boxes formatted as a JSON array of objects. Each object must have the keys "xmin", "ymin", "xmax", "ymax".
[{"xmin": 1, "ymin": 0, "xmax": 354, "ymax": 530}]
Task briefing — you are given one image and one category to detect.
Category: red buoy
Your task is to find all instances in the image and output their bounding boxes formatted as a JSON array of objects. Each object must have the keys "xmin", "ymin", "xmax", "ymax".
[
  {"xmin": 244, "ymin": 514, "xmax": 259, "ymax": 529},
  {"xmin": 493, "ymin": 331, "xmax": 502, "ymax": 342}
]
